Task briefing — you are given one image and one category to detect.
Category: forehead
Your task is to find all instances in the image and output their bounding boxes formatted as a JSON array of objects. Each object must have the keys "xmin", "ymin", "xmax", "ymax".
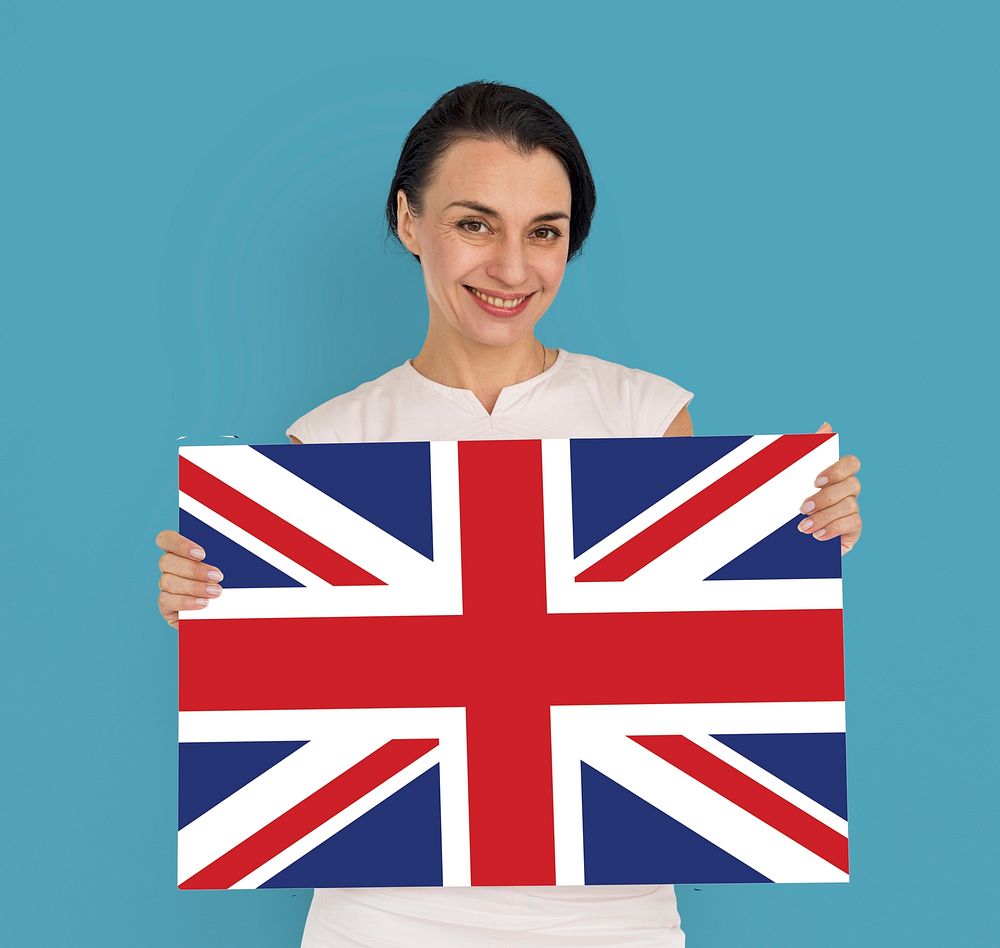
[{"xmin": 428, "ymin": 138, "xmax": 571, "ymax": 215}]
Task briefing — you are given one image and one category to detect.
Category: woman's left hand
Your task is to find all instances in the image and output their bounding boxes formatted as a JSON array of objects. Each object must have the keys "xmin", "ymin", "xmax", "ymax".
[{"xmin": 798, "ymin": 421, "xmax": 863, "ymax": 555}]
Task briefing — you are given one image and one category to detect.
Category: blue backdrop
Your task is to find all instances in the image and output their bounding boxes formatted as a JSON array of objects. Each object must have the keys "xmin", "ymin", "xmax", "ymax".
[{"xmin": 3, "ymin": 1, "xmax": 995, "ymax": 945}]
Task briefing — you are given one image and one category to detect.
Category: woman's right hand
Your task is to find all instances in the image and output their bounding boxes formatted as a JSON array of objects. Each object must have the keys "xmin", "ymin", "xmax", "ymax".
[{"xmin": 155, "ymin": 530, "xmax": 224, "ymax": 630}]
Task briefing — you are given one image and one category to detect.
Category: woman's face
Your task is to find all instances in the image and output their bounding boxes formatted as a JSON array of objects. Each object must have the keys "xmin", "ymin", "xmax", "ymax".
[{"xmin": 396, "ymin": 137, "xmax": 572, "ymax": 351}]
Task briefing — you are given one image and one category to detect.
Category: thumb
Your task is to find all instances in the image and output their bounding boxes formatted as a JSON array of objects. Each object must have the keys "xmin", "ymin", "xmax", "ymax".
[{"xmin": 815, "ymin": 421, "xmax": 833, "ymax": 434}]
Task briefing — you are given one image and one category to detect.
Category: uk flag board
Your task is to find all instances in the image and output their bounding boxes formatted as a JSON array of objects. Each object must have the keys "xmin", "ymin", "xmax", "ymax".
[{"xmin": 177, "ymin": 435, "xmax": 848, "ymax": 890}]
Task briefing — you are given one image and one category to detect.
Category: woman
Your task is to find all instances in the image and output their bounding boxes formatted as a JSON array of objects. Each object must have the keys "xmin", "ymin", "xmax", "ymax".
[{"xmin": 156, "ymin": 81, "xmax": 863, "ymax": 947}]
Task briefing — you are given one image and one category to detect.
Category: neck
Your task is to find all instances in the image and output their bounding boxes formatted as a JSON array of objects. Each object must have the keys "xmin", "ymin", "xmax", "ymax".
[{"xmin": 410, "ymin": 327, "xmax": 551, "ymax": 415}]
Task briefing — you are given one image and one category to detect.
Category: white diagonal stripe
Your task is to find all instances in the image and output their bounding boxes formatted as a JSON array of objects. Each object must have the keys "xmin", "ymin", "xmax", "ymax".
[
  {"xmin": 231, "ymin": 747, "xmax": 443, "ymax": 889},
  {"xmin": 543, "ymin": 436, "xmax": 843, "ymax": 614},
  {"xmin": 567, "ymin": 435, "xmax": 782, "ymax": 574},
  {"xmin": 178, "ymin": 708, "xmax": 469, "ymax": 887},
  {"xmin": 628, "ymin": 436, "xmax": 840, "ymax": 585},
  {"xmin": 179, "ymin": 490, "xmax": 330, "ymax": 588},
  {"xmin": 179, "ymin": 445, "xmax": 436, "ymax": 585},
  {"xmin": 684, "ymin": 733, "xmax": 848, "ymax": 836},
  {"xmin": 550, "ymin": 703, "xmax": 848, "ymax": 885},
  {"xmin": 178, "ymin": 441, "xmax": 463, "ymax": 620},
  {"xmin": 178, "ymin": 738, "xmax": 348, "ymax": 884},
  {"xmin": 585, "ymin": 733, "xmax": 848, "ymax": 883}
]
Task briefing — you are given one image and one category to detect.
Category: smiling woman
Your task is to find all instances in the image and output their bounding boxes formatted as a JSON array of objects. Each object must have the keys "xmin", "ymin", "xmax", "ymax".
[
  {"xmin": 399, "ymin": 138, "xmax": 572, "ymax": 377},
  {"xmin": 155, "ymin": 80, "xmax": 863, "ymax": 948}
]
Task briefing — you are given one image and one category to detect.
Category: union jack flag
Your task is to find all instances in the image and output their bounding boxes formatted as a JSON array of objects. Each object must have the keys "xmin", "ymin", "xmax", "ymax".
[{"xmin": 177, "ymin": 435, "xmax": 848, "ymax": 889}]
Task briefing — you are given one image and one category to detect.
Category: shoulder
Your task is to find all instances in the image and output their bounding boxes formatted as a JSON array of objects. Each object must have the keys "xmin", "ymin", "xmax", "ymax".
[
  {"xmin": 285, "ymin": 362, "xmax": 415, "ymax": 443},
  {"xmin": 557, "ymin": 349, "xmax": 690, "ymax": 395},
  {"xmin": 556, "ymin": 350, "xmax": 694, "ymax": 437}
]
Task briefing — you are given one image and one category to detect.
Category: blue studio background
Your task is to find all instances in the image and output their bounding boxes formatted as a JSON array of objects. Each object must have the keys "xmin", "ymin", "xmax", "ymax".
[{"xmin": 3, "ymin": 2, "xmax": 996, "ymax": 945}]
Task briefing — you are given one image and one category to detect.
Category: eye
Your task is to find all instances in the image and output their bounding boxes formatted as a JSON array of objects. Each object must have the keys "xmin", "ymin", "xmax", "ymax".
[
  {"xmin": 457, "ymin": 218, "xmax": 491, "ymax": 235},
  {"xmin": 532, "ymin": 226, "xmax": 563, "ymax": 241}
]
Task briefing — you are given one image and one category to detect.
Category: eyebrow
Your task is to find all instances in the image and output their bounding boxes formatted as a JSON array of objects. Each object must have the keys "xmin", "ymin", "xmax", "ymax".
[{"xmin": 443, "ymin": 200, "xmax": 570, "ymax": 224}]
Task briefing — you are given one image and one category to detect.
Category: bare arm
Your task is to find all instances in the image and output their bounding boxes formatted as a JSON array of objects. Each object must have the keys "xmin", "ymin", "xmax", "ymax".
[{"xmin": 662, "ymin": 405, "xmax": 693, "ymax": 437}]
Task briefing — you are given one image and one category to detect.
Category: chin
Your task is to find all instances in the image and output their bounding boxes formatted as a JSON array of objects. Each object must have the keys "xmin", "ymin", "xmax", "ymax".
[{"xmin": 463, "ymin": 316, "xmax": 535, "ymax": 346}]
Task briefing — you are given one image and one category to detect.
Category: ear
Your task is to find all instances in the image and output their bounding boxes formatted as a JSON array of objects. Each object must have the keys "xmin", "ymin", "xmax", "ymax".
[{"xmin": 396, "ymin": 189, "xmax": 421, "ymax": 256}]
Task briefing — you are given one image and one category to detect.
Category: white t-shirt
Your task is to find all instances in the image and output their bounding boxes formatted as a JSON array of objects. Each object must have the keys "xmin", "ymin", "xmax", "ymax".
[{"xmin": 286, "ymin": 348, "xmax": 694, "ymax": 948}]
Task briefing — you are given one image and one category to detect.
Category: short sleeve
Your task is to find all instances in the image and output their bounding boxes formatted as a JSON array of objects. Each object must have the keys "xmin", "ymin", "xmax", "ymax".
[
  {"xmin": 285, "ymin": 410, "xmax": 339, "ymax": 445},
  {"xmin": 285, "ymin": 415, "xmax": 313, "ymax": 444},
  {"xmin": 284, "ymin": 399, "xmax": 343, "ymax": 445},
  {"xmin": 630, "ymin": 370, "xmax": 694, "ymax": 437}
]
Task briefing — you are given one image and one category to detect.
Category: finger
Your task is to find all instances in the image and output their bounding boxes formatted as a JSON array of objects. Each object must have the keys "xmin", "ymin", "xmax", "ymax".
[
  {"xmin": 158, "ymin": 590, "xmax": 211, "ymax": 617},
  {"xmin": 155, "ymin": 529, "xmax": 207, "ymax": 561},
  {"xmin": 842, "ymin": 515, "xmax": 862, "ymax": 555},
  {"xmin": 798, "ymin": 496, "xmax": 859, "ymax": 535},
  {"xmin": 158, "ymin": 551, "xmax": 224, "ymax": 583},
  {"xmin": 800, "ymin": 475, "xmax": 861, "ymax": 515},
  {"xmin": 815, "ymin": 421, "xmax": 833, "ymax": 434},
  {"xmin": 159, "ymin": 572, "xmax": 224, "ymax": 600},
  {"xmin": 814, "ymin": 454, "xmax": 861, "ymax": 488},
  {"xmin": 806, "ymin": 513, "xmax": 862, "ymax": 546}
]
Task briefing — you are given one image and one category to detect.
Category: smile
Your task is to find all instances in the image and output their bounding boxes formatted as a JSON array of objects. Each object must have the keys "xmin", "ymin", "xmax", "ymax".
[{"xmin": 464, "ymin": 285, "xmax": 535, "ymax": 316}]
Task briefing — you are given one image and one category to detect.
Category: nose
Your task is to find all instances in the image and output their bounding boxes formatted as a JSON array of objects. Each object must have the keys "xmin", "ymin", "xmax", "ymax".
[{"xmin": 485, "ymin": 232, "xmax": 528, "ymax": 288}]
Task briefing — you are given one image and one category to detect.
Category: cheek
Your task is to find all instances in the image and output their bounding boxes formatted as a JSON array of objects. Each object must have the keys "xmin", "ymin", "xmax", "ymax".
[
  {"xmin": 541, "ymin": 256, "xmax": 568, "ymax": 292},
  {"xmin": 427, "ymin": 235, "xmax": 484, "ymax": 283}
]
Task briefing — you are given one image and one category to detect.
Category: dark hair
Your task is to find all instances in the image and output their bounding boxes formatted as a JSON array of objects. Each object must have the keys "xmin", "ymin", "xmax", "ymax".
[{"xmin": 385, "ymin": 81, "xmax": 597, "ymax": 263}]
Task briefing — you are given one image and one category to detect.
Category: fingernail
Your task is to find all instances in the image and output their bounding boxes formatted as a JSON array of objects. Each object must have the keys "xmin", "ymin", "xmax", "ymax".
[
  {"xmin": 206, "ymin": 570, "xmax": 223, "ymax": 582},
  {"xmin": 814, "ymin": 528, "xmax": 826, "ymax": 539},
  {"xmin": 191, "ymin": 547, "xmax": 205, "ymax": 560},
  {"xmin": 799, "ymin": 519, "xmax": 814, "ymax": 532},
  {"xmin": 195, "ymin": 598, "xmax": 209, "ymax": 606},
  {"xmin": 800, "ymin": 500, "xmax": 816, "ymax": 514},
  {"xmin": 815, "ymin": 476, "xmax": 829, "ymax": 487},
  {"xmin": 206, "ymin": 585, "xmax": 223, "ymax": 597}
]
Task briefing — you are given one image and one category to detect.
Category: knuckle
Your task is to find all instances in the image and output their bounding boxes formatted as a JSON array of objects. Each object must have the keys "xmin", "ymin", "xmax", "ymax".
[
  {"xmin": 834, "ymin": 515, "xmax": 859, "ymax": 535},
  {"xmin": 845, "ymin": 495, "xmax": 859, "ymax": 514}
]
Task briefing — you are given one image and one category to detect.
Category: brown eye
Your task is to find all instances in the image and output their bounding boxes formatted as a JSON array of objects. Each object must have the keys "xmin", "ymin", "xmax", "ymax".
[
  {"xmin": 533, "ymin": 226, "xmax": 562, "ymax": 241},
  {"xmin": 458, "ymin": 219, "xmax": 490, "ymax": 234}
]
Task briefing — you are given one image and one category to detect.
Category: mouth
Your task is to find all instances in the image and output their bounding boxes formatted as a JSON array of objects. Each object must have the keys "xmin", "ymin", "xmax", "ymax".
[{"xmin": 463, "ymin": 284, "xmax": 535, "ymax": 317}]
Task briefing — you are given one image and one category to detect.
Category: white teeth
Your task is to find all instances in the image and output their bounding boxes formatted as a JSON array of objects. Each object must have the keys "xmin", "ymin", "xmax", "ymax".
[{"xmin": 470, "ymin": 286, "xmax": 527, "ymax": 307}]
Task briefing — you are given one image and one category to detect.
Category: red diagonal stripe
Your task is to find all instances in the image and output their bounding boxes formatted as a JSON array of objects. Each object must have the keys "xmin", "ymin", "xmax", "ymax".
[
  {"xmin": 179, "ymin": 455, "xmax": 384, "ymax": 586},
  {"xmin": 631, "ymin": 734, "xmax": 849, "ymax": 875},
  {"xmin": 179, "ymin": 738, "xmax": 438, "ymax": 890},
  {"xmin": 576, "ymin": 434, "xmax": 833, "ymax": 582}
]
